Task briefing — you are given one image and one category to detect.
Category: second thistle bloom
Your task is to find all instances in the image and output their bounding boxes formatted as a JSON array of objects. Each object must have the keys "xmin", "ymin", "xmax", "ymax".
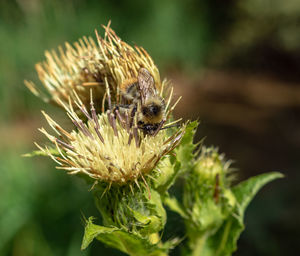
[
  {"xmin": 184, "ymin": 147, "xmax": 236, "ymax": 234},
  {"xmin": 25, "ymin": 23, "xmax": 163, "ymax": 111}
]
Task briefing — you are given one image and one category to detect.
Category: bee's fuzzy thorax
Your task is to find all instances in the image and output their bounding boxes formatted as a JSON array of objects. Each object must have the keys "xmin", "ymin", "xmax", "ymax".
[
  {"xmin": 119, "ymin": 78, "xmax": 138, "ymax": 92},
  {"xmin": 144, "ymin": 97, "xmax": 165, "ymax": 107}
]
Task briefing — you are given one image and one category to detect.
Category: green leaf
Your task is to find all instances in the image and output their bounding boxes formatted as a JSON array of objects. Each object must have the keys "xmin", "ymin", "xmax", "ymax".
[
  {"xmin": 81, "ymin": 217, "xmax": 169, "ymax": 256},
  {"xmin": 128, "ymin": 189, "xmax": 166, "ymax": 235},
  {"xmin": 156, "ymin": 121, "xmax": 199, "ymax": 194},
  {"xmin": 164, "ymin": 197, "xmax": 187, "ymax": 219},
  {"xmin": 158, "ymin": 122, "xmax": 199, "ymax": 217},
  {"xmin": 155, "ymin": 157, "xmax": 180, "ymax": 194},
  {"xmin": 22, "ymin": 147, "xmax": 59, "ymax": 157},
  {"xmin": 81, "ymin": 217, "xmax": 118, "ymax": 250},
  {"xmin": 199, "ymin": 171, "xmax": 283, "ymax": 256},
  {"xmin": 232, "ymin": 171, "xmax": 284, "ymax": 216},
  {"xmin": 175, "ymin": 121, "xmax": 198, "ymax": 174}
]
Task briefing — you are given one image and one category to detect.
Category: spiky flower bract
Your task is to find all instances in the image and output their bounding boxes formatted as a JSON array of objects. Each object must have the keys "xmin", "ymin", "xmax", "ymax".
[{"xmin": 184, "ymin": 147, "xmax": 236, "ymax": 234}]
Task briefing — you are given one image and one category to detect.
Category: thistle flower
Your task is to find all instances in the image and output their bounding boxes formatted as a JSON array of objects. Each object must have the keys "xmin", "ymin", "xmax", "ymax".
[
  {"xmin": 27, "ymin": 23, "xmax": 186, "ymax": 254},
  {"xmin": 37, "ymin": 91, "xmax": 184, "ymax": 188},
  {"xmin": 194, "ymin": 147, "xmax": 233, "ymax": 188},
  {"xmin": 25, "ymin": 22, "xmax": 164, "ymax": 110},
  {"xmin": 183, "ymin": 147, "xmax": 236, "ymax": 235}
]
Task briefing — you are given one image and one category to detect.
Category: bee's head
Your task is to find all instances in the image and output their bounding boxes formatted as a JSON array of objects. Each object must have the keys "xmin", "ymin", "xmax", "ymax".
[
  {"xmin": 140, "ymin": 97, "xmax": 163, "ymax": 121},
  {"xmin": 142, "ymin": 103, "xmax": 161, "ymax": 117}
]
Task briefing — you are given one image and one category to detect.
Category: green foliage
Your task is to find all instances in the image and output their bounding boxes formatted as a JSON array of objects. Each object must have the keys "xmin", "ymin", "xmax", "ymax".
[
  {"xmin": 154, "ymin": 121, "xmax": 198, "ymax": 196},
  {"xmin": 82, "ymin": 217, "xmax": 172, "ymax": 256},
  {"xmin": 163, "ymin": 121, "xmax": 200, "ymax": 219},
  {"xmin": 232, "ymin": 172, "xmax": 284, "ymax": 214},
  {"xmin": 93, "ymin": 186, "xmax": 166, "ymax": 234},
  {"xmin": 154, "ymin": 157, "xmax": 180, "ymax": 194},
  {"xmin": 164, "ymin": 123, "xmax": 283, "ymax": 256},
  {"xmin": 22, "ymin": 147, "xmax": 59, "ymax": 157},
  {"xmin": 80, "ymin": 184, "xmax": 170, "ymax": 255},
  {"xmin": 175, "ymin": 121, "xmax": 198, "ymax": 174},
  {"xmin": 183, "ymin": 147, "xmax": 235, "ymax": 235},
  {"xmin": 192, "ymin": 172, "xmax": 283, "ymax": 256}
]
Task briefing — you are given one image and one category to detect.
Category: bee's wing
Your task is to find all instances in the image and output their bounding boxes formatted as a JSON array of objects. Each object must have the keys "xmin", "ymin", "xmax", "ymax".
[{"xmin": 137, "ymin": 68, "xmax": 157, "ymax": 103}]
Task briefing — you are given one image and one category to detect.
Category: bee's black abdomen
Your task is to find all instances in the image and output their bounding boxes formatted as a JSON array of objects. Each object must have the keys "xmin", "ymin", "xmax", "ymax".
[{"xmin": 139, "ymin": 123, "xmax": 160, "ymax": 135}]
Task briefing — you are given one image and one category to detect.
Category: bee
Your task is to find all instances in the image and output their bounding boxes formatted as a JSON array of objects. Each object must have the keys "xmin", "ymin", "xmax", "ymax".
[{"xmin": 117, "ymin": 68, "xmax": 166, "ymax": 135}]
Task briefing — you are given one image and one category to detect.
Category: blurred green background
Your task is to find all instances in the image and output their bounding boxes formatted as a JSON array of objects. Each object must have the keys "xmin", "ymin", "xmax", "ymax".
[{"xmin": 0, "ymin": 0, "xmax": 299, "ymax": 255}]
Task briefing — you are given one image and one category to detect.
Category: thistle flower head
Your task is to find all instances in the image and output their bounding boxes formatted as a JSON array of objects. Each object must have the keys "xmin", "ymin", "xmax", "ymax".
[
  {"xmin": 38, "ymin": 91, "xmax": 184, "ymax": 187},
  {"xmin": 29, "ymin": 22, "xmax": 185, "ymax": 191},
  {"xmin": 25, "ymin": 22, "xmax": 164, "ymax": 110},
  {"xmin": 184, "ymin": 147, "xmax": 236, "ymax": 234},
  {"xmin": 195, "ymin": 147, "xmax": 231, "ymax": 183}
]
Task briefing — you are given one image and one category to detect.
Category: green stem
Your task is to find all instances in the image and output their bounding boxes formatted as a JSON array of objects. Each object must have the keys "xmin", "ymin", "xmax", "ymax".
[
  {"xmin": 151, "ymin": 252, "xmax": 168, "ymax": 256},
  {"xmin": 125, "ymin": 233, "xmax": 168, "ymax": 256},
  {"xmin": 128, "ymin": 249, "xmax": 168, "ymax": 256},
  {"xmin": 215, "ymin": 220, "xmax": 232, "ymax": 256},
  {"xmin": 191, "ymin": 233, "xmax": 208, "ymax": 256}
]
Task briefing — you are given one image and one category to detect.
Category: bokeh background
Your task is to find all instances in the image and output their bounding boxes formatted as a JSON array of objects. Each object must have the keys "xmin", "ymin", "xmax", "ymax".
[{"xmin": 0, "ymin": 0, "xmax": 299, "ymax": 255}]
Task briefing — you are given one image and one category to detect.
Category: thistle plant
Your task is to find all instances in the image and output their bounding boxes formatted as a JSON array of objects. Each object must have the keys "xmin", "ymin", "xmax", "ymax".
[{"xmin": 25, "ymin": 23, "xmax": 283, "ymax": 256}]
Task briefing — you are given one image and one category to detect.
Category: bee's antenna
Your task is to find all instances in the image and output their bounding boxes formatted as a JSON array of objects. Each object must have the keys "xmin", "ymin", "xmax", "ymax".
[{"xmin": 129, "ymin": 105, "xmax": 137, "ymax": 128}]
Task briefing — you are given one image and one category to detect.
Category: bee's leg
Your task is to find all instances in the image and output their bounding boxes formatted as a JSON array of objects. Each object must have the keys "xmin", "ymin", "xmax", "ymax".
[
  {"xmin": 129, "ymin": 105, "xmax": 137, "ymax": 128},
  {"xmin": 153, "ymin": 119, "xmax": 166, "ymax": 137},
  {"xmin": 112, "ymin": 104, "xmax": 130, "ymax": 116},
  {"xmin": 112, "ymin": 105, "xmax": 129, "ymax": 124}
]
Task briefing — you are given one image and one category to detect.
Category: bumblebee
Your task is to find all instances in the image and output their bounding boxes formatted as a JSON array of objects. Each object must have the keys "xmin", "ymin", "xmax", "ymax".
[{"xmin": 117, "ymin": 68, "xmax": 166, "ymax": 135}]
